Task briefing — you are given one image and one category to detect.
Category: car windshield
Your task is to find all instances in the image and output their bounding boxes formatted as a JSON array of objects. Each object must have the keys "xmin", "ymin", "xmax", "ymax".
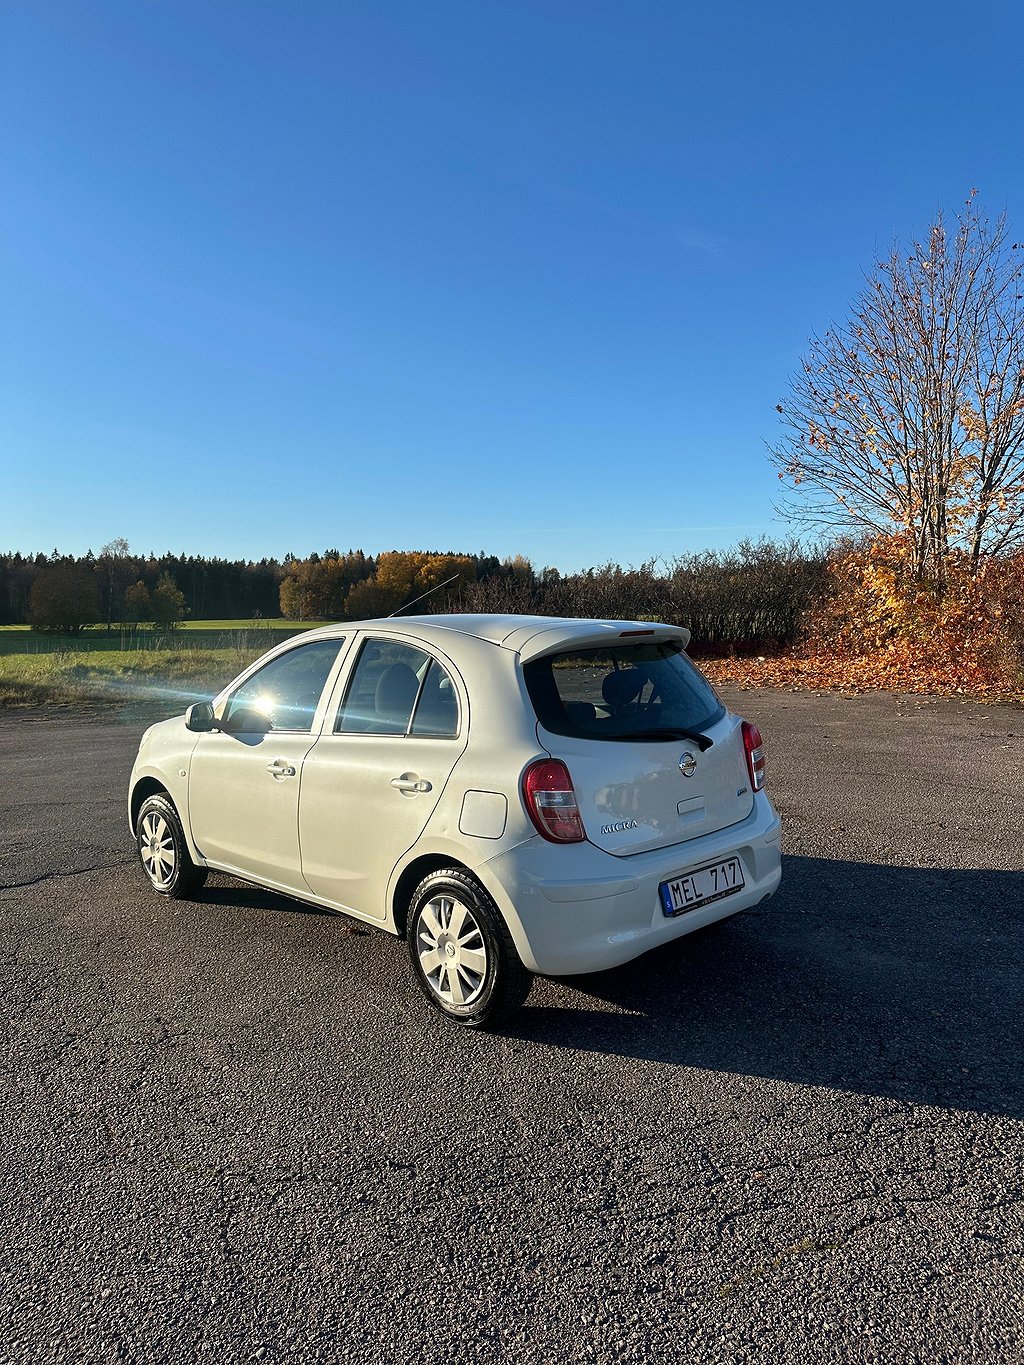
[{"xmin": 523, "ymin": 641, "xmax": 724, "ymax": 742}]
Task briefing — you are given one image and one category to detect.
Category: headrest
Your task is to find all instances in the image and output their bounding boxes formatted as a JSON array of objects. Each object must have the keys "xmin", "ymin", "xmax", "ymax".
[
  {"xmin": 375, "ymin": 663, "xmax": 419, "ymax": 718},
  {"xmin": 601, "ymin": 667, "xmax": 645, "ymax": 708}
]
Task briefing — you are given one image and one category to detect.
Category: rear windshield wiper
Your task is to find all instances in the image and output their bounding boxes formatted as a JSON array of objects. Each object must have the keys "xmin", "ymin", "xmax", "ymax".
[{"xmin": 617, "ymin": 727, "xmax": 714, "ymax": 751}]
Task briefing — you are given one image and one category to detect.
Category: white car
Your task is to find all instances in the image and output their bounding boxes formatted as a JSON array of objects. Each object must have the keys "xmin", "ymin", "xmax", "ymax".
[{"xmin": 129, "ymin": 615, "xmax": 782, "ymax": 1026}]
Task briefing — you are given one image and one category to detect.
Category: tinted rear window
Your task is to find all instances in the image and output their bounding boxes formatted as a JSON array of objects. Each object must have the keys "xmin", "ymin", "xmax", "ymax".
[{"xmin": 523, "ymin": 642, "xmax": 724, "ymax": 741}]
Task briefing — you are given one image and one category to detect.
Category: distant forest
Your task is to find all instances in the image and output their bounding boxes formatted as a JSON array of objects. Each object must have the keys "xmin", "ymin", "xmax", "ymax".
[
  {"xmin": 0, "ymin": 540, "xmax": 829, "ymax": 656},
  {"xmin": 0, "ymin": 546, "xmax": 504, "ymax": 626}
]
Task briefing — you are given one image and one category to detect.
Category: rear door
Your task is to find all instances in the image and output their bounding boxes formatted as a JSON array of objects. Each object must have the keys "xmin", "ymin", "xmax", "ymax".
[
  {"xmin": 298, "ymin": 636, "xmax": 468, "ymax": 918},
  {"xmin": 522, "ymin": 641, "xmax": 753, "ymax": 857}
]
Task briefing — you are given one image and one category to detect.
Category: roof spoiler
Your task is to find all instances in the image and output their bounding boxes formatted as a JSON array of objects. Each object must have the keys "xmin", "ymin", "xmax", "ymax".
[{"xmin": 510, "ymin": 620, "xmax": 691, "ymax": 663}]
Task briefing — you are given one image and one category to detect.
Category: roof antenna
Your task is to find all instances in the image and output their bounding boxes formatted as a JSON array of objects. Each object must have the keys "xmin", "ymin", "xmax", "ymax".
[{"xmin": 387, "ymin": 572, "xmax": 462, "ymax": 618}]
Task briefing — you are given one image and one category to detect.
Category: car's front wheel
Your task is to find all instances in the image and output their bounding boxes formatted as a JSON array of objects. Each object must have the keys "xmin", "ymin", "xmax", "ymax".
[
  {"xmin": 407, "ymin": 869, "xmax": 532, "ymax": 1027},
  {"xmin": 136, "ymin": 792, "xmax": 208, "ymax": 899}
]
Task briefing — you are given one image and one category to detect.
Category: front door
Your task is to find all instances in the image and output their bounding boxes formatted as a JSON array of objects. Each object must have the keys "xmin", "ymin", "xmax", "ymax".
[
  {"xmin": 187, "ymin": 637, "xmax": 346, "ymax": 893},
  {"xmin": 299, "ymin": 637, "xmax": 468, "ymax": 918}
]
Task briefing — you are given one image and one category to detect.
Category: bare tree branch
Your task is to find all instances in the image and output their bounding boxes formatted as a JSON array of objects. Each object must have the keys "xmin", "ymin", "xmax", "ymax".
[{"xmin": 771, "ymin": 197, "xmax": 1024, "ymax": 582}]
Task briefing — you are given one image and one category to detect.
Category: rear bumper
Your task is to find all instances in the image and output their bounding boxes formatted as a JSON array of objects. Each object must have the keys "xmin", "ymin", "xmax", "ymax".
[{"xmin": 476, "ymin": 792, "xmax": 782, "ymax": 975}]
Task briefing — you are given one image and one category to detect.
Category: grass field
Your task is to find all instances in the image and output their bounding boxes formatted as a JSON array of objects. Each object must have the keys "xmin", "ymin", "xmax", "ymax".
[
  {"xmin": 0, "ymin": 619, "xmax": 337, "ymax": 706},
  {"xmin": 0, "ymin": 646, "xmax": 264, "ymax": 709},
  {"xmin": 0, "ymin": 619, "xmax": 331, "ymax": 657},
  {"xmin": 0, "ymin": 618, "xmax": 332, "ymax": 632}
]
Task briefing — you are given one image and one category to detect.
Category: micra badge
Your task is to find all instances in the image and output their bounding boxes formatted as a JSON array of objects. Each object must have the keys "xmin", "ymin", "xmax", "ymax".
[{"xmin": 601, "ymin": 819, "xmax": 639, "ymax": 835}]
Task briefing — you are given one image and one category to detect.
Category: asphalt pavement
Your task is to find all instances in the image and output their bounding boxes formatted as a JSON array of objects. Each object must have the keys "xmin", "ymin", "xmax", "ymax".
[{"xmin": 0, "ymin": 690, "xmax": 1022, "ymax": 1363}]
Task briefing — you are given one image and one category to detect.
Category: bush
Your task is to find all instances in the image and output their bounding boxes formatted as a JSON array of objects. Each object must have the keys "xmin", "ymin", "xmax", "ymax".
[
  {"xmin": 664, "ymin": 540, "xmax": 829, "ymax": 655},
  {"xmin": 982, "ymin": 552, "xmax": 1024, "ymax": 686},
  {"xmin": 28, "ymin": 564, "xmax": 100, "ymax": 634},
  {"xmin": 150, "ymin": 572, "xmax": 187, "ymax": 628},
  {"xmin": 802, "ymin": 534, "xmax": 1023, "ymax": 692},
  {"xmin": 453, "ymin": 540, "xmax": 827, "ymax": 656}
]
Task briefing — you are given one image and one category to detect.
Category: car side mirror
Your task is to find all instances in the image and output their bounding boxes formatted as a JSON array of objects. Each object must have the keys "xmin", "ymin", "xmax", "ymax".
[{"xmin": 185, "ymin": 701, "xmax": 217, "ymax": 732}]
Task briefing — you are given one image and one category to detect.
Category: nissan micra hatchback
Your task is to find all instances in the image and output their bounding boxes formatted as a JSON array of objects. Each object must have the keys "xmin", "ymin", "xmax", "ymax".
[{"xmin": 129, "ymin": 615, "xmax": 782, "ymax": 1026}]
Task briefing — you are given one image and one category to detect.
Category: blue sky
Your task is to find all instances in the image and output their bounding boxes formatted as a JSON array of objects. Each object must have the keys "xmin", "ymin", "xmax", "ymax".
[{"xmin": 2, "ymin": 1, "xmax": 1022, "ymax": 572}]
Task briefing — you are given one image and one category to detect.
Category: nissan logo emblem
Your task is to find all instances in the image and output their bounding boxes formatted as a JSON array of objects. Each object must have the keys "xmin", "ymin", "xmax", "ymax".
[{"xmin": 678, "ymin": 751, "xmax": 698, "ymax": 777}]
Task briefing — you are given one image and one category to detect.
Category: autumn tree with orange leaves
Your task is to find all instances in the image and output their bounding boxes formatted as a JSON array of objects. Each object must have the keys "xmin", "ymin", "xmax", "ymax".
[
  {"xmin": 372, "ymin": 551, "xmax": 477, "ymax": 608},
  {"xmin": 772, "ymin": 196, "xmax": 1024, "ymax": 585}
]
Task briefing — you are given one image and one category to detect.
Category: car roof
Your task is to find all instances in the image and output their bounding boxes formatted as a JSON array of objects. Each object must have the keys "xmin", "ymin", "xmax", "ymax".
[{"xmin": 298, "ymin": 613, "xmax": 691, "ymax": 659}]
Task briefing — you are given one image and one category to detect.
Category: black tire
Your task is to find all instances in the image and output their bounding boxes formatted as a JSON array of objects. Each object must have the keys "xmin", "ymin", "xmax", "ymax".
[
  {"xmin": 136, "ymin": 792, "xmax": 209, "ymax": 900},
  {"xmin": 407, "ymin": 868, "xmax": 532, "ymax": 1028}
]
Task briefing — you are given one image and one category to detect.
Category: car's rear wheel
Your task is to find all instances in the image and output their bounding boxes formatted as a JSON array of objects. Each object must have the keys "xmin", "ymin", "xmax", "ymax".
[
  {"xmin": 136, "ymin": 792, "xmax": 208, "ymax": 899},
  {"xmin": 407, "ymin": 869, "xmax": 532, "ymax": 1027}
]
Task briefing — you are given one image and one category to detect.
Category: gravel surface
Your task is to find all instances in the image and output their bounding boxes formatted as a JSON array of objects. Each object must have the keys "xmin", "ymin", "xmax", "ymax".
[{"xmin": 1, "ymin": 691, "xmax": 1022, "ymax": 1363}]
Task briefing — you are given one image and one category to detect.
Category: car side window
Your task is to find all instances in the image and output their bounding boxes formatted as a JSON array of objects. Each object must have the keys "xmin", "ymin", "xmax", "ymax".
[
  {"xmin": 409, "ymin": 659, "xmax": 459, "ymax": 737},
  {"xmin": 335, "ymin": 641, "xmax": 459, "ymax": 737},
  {"xmin": 221, "ymin": 638, "xmax": 344, "ymax": 733}
]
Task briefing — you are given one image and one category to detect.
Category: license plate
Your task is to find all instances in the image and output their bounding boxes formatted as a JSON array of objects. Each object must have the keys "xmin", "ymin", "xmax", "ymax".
[{"xmin": 659, "ymin": 857, "xmax": 746, "ymax": 917}]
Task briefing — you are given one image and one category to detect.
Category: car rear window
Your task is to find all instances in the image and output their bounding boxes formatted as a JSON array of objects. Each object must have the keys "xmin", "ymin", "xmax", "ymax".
[{"xmin": 523, "ymin": 642, "xmax": 724, "ymax": 741}]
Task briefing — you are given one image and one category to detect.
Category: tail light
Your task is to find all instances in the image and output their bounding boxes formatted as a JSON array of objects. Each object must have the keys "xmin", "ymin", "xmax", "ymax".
[
  {"xmin": 522, "ymin": 759, "xmax": 586, "ymax": 843},
  {"xmin": 742, "ymin": 721, "xmax": 766, "ymax": 792}
]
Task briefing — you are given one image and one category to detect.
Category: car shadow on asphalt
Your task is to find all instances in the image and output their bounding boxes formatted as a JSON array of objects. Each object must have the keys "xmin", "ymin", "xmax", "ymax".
[
  {"xmin": 201, "ymin": 880, "xmax": 340, "ymax": 919},
  {"xmin": 508, "ymin": 855, "xmax": 1024, "ymax": 1119}
]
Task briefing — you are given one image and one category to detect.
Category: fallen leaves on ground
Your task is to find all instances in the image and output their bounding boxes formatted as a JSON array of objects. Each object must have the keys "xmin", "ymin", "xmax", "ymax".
[
  {"xmin": 698, "ymin": 536, "xmax": 1024, "ymax": 702},
  {"xmin": 700, "ymin": 650, "xmax": 1022, "ymax": 701}
]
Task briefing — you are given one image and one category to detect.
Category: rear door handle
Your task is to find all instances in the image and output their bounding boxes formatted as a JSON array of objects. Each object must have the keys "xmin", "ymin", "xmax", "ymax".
[
  {"xmin": 390, "ymin": 775, "xmax": 432, "ymax": 793},
  {"xmin": 267, "ymin": 760, "xmax": 297, "ymax": 778}
]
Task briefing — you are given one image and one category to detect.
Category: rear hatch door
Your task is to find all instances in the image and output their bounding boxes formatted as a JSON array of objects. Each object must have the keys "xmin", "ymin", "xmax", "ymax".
[
  {"xmin": 522, "ymin": 637, "xmax": 753, "ymax": 857},
  {"xmin": 538, "ymin": 714, "xmax": 753, "ymax": 856}
]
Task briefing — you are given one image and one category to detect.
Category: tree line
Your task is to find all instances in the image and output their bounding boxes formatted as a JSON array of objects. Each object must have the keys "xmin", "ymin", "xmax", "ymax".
[
  {"xmin": 0, "ymin": 545, "xmax": 288, "ymax": 629},
  {"xmin": 0, "ymin": 538, "xmax": 831, "ymax": 656},
  {"xmin": 0, "ymin": 542, "xmax": 505, "ymax": 634}
]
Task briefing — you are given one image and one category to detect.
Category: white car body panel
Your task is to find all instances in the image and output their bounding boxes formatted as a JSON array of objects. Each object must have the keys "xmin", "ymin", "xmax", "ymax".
[
  {"xmin": 473, "ymin": 792, "xmax": 781, "ymax": 975},
  {"xmin": 188, "ymin": 729, "xmax": 317, "ymax": 893},
  {"xmin": 300, "ymin": 723, "xmax": 469, "ymax": 917},
  {"xmin": 128, "ymin": 614, "xmax": 782, "ymax": 976},
  {"xmin": 543, "ymin": 711, "xmax": 755, "ymax": 857}
]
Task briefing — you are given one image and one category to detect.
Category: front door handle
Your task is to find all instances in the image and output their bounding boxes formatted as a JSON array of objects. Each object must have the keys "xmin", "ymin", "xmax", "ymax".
[
  {"xmin": 390, "ymin": 775, "xmax": 432, "ymax": 794},
  {"xmin": 267, "ymin": 760, "xmax": 297, "ymax": 778}
]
